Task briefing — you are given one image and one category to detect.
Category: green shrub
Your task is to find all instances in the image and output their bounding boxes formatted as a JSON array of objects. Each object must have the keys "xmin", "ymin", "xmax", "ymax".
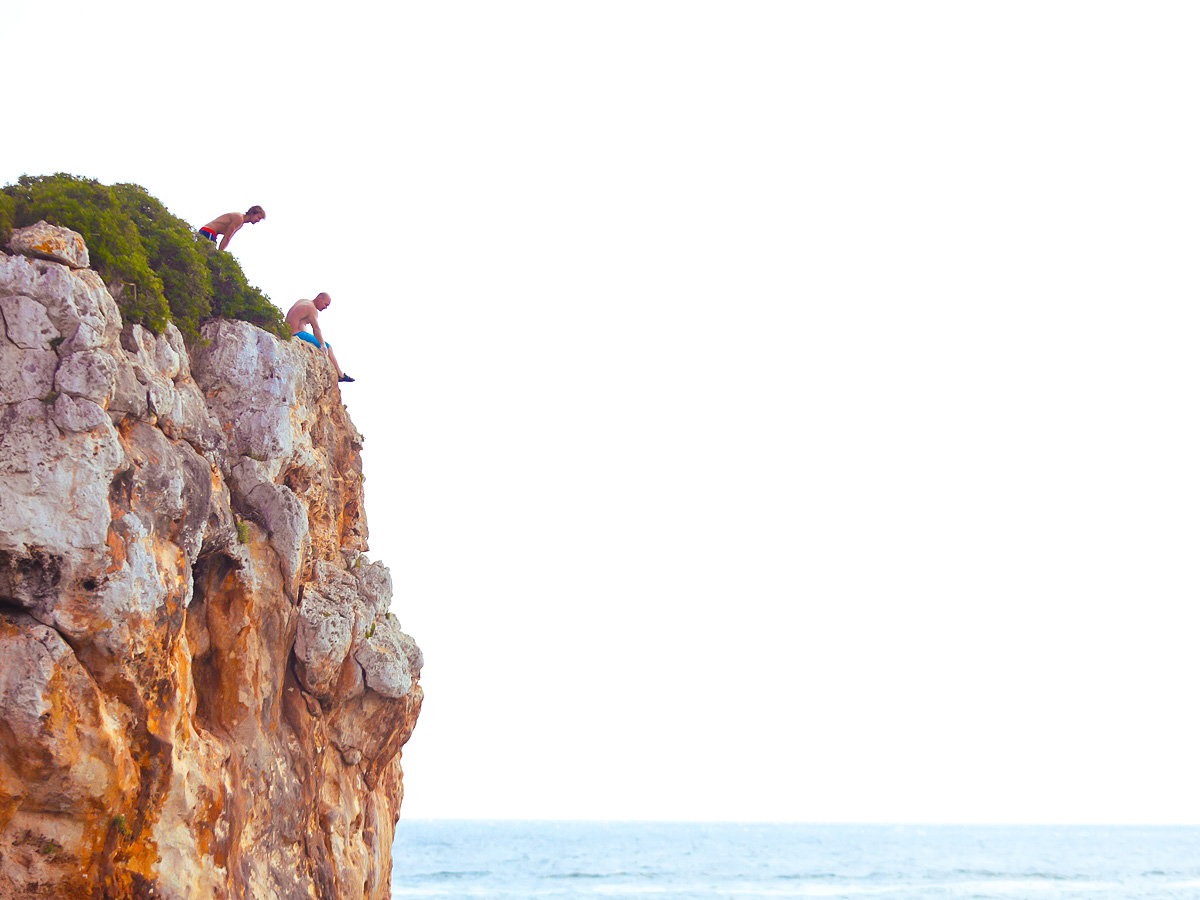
[
  {"xmin": 2, "ymin": 174, "xmax": 286, "ymax": 341},
  {"xmin": 4, "ymin": 175, "xmax": 168, "ymax": 330},
  {"xmin": 0, "ymin": 192, "xmax": 15, "ymax": 246},
  {"xmin": 110, "ymin": 182, "xmax": 212, "ymax": 335},
  {"xmin": 205, "ymin": 244, "xmax": 288, "ymax": 338}
]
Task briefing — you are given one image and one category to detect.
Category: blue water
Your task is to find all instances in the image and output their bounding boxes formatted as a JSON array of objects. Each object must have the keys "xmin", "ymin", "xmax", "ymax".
[{"xmin": 390, "ymin": 821, "xmax": 1200, "ymax": 899}]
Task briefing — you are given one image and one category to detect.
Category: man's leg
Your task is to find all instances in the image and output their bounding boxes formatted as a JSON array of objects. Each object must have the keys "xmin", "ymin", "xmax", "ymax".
[
  {"xmin": 325, "ymin": 346, "xmax": 343, "ymax": 379},
  {"xmin": 327, "ymin": 346, "xmax": 354, "ymax": 382}
]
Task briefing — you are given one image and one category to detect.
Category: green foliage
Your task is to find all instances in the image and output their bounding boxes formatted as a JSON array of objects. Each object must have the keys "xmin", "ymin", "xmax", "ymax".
[
  {"xmin": 0, "ymin": 191, "xmax": 15, "ymax": 246},
  {"xmin": 112, "ymin": 815, "xmax": 130, "ymax": 838},
  {"xmin": 5, "ymin": 174, "xmax": 168, "ymax": 330},
  {"xmin": 236, "ymin": 520, "xmax": 250, "ymax": 545},
  {"xmin": 2, "ymin": 174, "xmax": 286, "ymax": 340},
  {"xmin": 206, "ymin": 247, "xmax": 289, "ymax": 338},
  {"xmin": 110, "ymin": 182, "xmax": 212, "ymax": 336}
]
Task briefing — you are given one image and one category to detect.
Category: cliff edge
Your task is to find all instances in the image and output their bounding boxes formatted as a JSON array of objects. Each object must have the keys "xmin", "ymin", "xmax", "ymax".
[{"xmin": 0, "ymin": 223, "xmax": 423, "ymax": 899}]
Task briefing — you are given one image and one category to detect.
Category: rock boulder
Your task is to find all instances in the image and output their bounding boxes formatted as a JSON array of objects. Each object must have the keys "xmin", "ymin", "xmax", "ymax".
[{"xmin": 6, "ymin": 220, "xmax": 90, "ymax": 269}]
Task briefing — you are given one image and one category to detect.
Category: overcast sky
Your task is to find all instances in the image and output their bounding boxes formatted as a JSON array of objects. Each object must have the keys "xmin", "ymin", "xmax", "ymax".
[{"xmin": 4, "ymin": 1, "xmax": 1199, "ymax": 823}]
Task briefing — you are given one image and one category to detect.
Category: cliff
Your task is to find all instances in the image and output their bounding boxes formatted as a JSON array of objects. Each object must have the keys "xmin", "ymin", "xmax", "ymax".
[{"xmin": 0, "ymin": 223, "xmax": 423, "ymax": 899}]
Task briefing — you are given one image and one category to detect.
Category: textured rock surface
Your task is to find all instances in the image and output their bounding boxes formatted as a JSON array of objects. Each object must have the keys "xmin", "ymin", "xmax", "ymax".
[
  {"xmin": 7, "ymin": 220, "xmax": 90, "ymax": 268},
  {"xmin": 0, "ymin": 229, "xmax": 422, "ymax": 900}
]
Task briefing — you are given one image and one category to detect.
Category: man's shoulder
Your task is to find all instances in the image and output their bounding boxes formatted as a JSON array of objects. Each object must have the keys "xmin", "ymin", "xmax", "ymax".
[{"xmin": 206, "ymin": 211, "xmax": 239, "ymax": 229}]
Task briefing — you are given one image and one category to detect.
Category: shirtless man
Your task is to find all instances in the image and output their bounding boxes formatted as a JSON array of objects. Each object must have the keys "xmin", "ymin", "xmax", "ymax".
[
  {"xmin": 285, "ymin": 293, "xmax": 354, "ymax": 383},
  {"xmin": 198, "ymin": 206, "xmax": 265, "ymax": 251}
]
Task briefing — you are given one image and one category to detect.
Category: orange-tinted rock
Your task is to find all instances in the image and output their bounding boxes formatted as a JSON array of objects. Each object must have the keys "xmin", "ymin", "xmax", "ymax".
[{"xmin": 7, "ymin": 221, "xmax": 90, "ymax": 268}]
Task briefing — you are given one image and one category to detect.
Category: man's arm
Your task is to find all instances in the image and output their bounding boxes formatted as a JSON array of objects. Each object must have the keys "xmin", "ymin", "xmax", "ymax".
[
  {"xmin": 309, "ymin": 312, "xmax": 327, "ymax": 350},
  {"xmin": 217, "ymin": 213, "xmax": 246, "ymax": 251}
]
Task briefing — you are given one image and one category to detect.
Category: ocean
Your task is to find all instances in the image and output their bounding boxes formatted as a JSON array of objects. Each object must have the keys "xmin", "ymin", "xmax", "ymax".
[{"xmin": 390, "ymin": 820, "xmax": 1200, "ymax": 900}]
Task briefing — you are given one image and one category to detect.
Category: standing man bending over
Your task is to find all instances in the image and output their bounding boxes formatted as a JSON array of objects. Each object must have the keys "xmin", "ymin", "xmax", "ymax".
[
  {"xmin": 198, "ymin": 206, "xmax": 266, "ymax": 251},
  {"xmin": 286, "ymin": 293, "xmax": 354, "ymax": 383}
]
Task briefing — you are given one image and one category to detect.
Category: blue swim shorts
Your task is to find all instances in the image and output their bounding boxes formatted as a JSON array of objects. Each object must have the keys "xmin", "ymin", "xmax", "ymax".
[
  {"xmin": 293, "ymin": 331, "xmax": 330, "ymax": 350},
  {"xmin": 198, "ymin": 227, "xmax": 219, "ymax": 243}
]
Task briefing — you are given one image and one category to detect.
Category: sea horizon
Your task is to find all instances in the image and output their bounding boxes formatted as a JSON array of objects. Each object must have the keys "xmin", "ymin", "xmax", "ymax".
[
  {"xmin": 391, "ymin": 820, "xmax": 1200, "ymax": 900},
  {"xmin": 398, "ymin": 816, "xmax": 1200, "ymax": 827}
]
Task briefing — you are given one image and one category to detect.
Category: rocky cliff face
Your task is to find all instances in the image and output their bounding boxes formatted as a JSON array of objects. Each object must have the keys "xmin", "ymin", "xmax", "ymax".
[{"xmin": 0, "ymin": 224, "xmax": 423, "ymax": 899}]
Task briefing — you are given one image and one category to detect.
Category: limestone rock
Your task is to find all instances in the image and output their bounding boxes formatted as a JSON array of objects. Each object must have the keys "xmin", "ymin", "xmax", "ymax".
[
  {"xmin": 356, "ymin": 556, "xmax": 396, "ymax": 613},
  {"xmin": 194, "ymin": 318, "xmax": 370, "ymax": 561},
  {"xmin": 52, "ymin": 393, "xmax": 109, "ymax": 432},
  {"xmin": 0, "ymin": 610, "xmax": 140, "ymax": 897},
  {"xmin": 0, "ymin": 253, "xmax": 120, "ymax": 353},
  {"xmin": 55, "ymin": 347, "xmax": 118, "ymax": 403},
  {"xmin": 232, "ymin": 457, "xmax": 312, "ymax": 599},
  {"xmin": 7, "ymin": 220, "xmax": 90, "ymax": 268},
  {"xmin": 0, "ymin": 293, "xmax": 59, "ymax": 349},
  {"xmin": 0, "ymin": 236, "xmax": 421, "ymax": 899},
  {"xmin": 0, "ymin": 342, "xmax": 56, "ymax": 402},
  {"xmin": 0, "ymin": 398, "xmax": 123, "ymax": 552},
  {"xmin": 356, "ymin": 619, "xmax": 416, "ymax": 699},
  {"xmin": 295, "ymin": 563, "xmax": 364, "ymax": 702}
]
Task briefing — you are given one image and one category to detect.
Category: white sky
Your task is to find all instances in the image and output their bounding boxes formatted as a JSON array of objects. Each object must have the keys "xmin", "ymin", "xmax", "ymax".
[{"xmin": 4, "ymin": 1, "xmax": 1199, "ymax": 824}]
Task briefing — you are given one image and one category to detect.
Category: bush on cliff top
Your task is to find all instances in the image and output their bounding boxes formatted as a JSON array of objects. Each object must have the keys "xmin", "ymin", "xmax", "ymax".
[{"xmin": 0, "ymin": 174, "xmax": 288, "ymax": 341}]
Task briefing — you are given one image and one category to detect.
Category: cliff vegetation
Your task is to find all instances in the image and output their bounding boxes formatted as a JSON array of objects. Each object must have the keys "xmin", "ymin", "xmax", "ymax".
[{"xmin": 0, "ymin": 174, "xmax": 287, "ymax": 341}]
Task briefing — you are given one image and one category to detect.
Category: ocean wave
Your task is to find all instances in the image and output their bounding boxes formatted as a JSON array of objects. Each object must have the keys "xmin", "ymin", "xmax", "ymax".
[
  {"xmin": 774, "ymin": 873, "xmax": 840, "ymax": 880},
  {"xmin": 407, "ymin": 870, "xmax": 493, "ymax": 879},
  {"xmin": 950, "ymin": 869, "xmax": 1081, "ymax": 880},
  {"xmin": 544, "ymin": 871, "xmax": 639, "ymax": 879}
]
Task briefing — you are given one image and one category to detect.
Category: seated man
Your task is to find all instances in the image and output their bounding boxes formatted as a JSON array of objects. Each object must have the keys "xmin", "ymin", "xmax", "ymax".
[
  {"xmin": 285, "ymin": 293, "xmax": 354, "ymax": 383},
  {"xmin": 198, "ymin": 206, "xmax": 265, "ymax": 251}
]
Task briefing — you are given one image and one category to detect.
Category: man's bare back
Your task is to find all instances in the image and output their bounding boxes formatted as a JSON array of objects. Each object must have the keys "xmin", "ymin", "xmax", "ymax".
[
  {"xmin": 285, "ymin": 296, "xmax": 325, "ymax": 340},
  {"xmin": 198, "ymin": 206, "xmax": 265, "ymax": 251}
]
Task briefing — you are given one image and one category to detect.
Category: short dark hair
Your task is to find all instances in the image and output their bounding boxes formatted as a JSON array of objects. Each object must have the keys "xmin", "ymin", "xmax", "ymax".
[{"xmin": 245, "ymin": 205, "xmax": 265, "ymax": 218}]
